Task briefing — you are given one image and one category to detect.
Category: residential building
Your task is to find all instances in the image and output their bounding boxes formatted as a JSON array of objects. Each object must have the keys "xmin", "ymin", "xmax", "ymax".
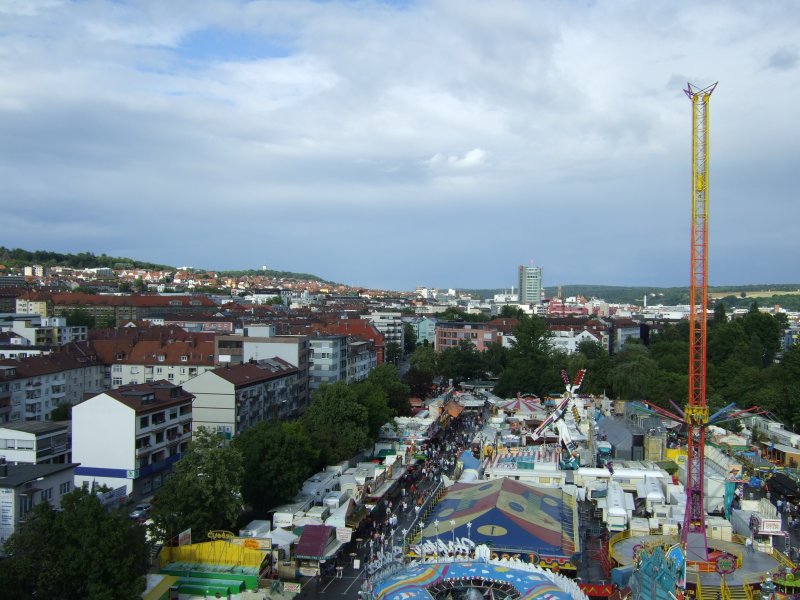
[
  {"xmin": 91, "ymin": 331, "xmax": 217, "ymax": 389},
  {"xmin": 0, "ymin": 421, "xmax": 71, "ymax": 465},
  {"xmin": 362, "ymin": 311, "xmax": 404, "ymax": 355},
  {"xmin": 309, "ymin": 335, "xmax": 348, "ymax": 390},
  {"xmin": 548, "ymin": 328, "xmax": 604, "ymax": 355},
  {"xmin": 518, "ymin": 264, "xmax": 543, "ymax": 305},
  {"xmin": 142, "ymin": 313, "xmax": 236, "ymax": 333},
  {"xmin": 1, "ymin": 314, "xmax": 87, "ymax": 347},
  {"xmin": 0, "ymin": 350, "xmax": 105, "ymax": 424},
  {"xmin": 72, "ymin": 382, "xmax": 193, "ymax": 499},
  {"xmin": 309, "ymin": 319, "xmax": 385, "ymax": 365},
  {"xmin": 347, "ymin": 338, "xmax": 377, "ymax": 384},
  {"xmin": 408, "ymin": 316, "xmax": 437, "ymax": 347},
  {"xmin": 184, "ymin": 359, "xmax": 302, "ymax": 438},
  {"xmin": 214, "ymin": 333, "xmax": 310, "ymax": 409},
  {"xmin": 0, "ymin": 461, "xmax": 78, "ymax": 546},
  {"xmin": 24, "ymin": 292, "xmax": 219, "ymax": 326},
  {"xmin": 14, "ymin": 292, "xmax": 52, "ymax": 317},
  {"xmin": 435, "ymin": 321, "xmax": 503, "ymax": 352}
]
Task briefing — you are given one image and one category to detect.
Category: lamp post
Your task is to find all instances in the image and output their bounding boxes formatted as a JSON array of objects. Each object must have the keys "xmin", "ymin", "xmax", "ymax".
[
  {"xmin": 467, "ymin": 521, "xmax": 472, "ymax": 541},
  {"xmin": 434, "ymin": 520, "xmax": 440, "ymax": 555},
  {"xmin": 401, "ymin": 528, "xmax": 408, "ymax": 557},
  {"xmin": 450, "ymin": 519, "xmax": 456, "ymax": 545}
]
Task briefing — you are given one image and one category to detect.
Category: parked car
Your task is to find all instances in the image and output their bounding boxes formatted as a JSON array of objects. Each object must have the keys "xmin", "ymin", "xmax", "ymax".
[{"xmin": 129, "ymin": 503, "xmax": 152, "ymax": 520}]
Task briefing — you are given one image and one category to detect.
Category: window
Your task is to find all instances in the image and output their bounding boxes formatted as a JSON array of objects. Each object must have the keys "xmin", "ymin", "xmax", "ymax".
[
  {"xmin": 112, "ymin": 365, "xmax": 122, "ymax": 373},
  {"xmin": 59, "ymin": 481, "xmax": 71, "ymax": 495},
  {"xmin": 180, "ymin": 355, "xmax": 188, "ymax": 362},
  {"xmin": 112, "ymin": 377, "xmax": 122, "ymax": 386},
  {"xmin": 41, "ymin": 488, "xmax": 53, "ymax": 501},
  {"xmin": 168, "ymin": 373, "xmax": 174, "ymax": 381},
  {"xmin": 140, "ymin": 416, "xmax": 150, "ymax": 428},
  {"xmin": 169, "ymin": 409, "xmax": 178, "ymax": 419}
]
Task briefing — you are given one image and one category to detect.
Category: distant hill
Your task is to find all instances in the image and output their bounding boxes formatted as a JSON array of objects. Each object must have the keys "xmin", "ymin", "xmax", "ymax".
[
  {"xmin": 0, "ymin": 247, "xmax": 173, "ymax": 271},
  {"xmin": 0, "ymin": 247, "xmax": 333, "ymax": 284}
]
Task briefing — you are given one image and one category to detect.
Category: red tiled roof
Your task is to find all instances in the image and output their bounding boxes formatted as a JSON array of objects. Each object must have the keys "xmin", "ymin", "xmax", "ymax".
[{"xmin": 49, "ymin": 293, "xmax": 217, "ymax": 308}]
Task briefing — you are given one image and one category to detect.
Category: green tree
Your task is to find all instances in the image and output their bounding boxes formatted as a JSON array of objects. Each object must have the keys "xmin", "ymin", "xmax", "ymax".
[
  {"xmin": 498, "ymin": 306, "xmax": 525, "ymax": 319},
  {"xmin": 234, "ymin": 422, "xmax": 317, "ymax": 514},
  {"xmin": 385, "ymin": 341, "xmax": 402, "ymax": 365},
  {"xmin": 49, "ymin": 403, "xmax": 72, "ymax": 420},
  {"xmin": 151, "ymin": 428, "xmax": 244, "ymax": 545},
  {"xmin": 609, "ymin": 344, "xmax": 658, "ymax": 401},
  {"xmin": 366, "ymin": 364, "xmax": 412, "ymax": 416},
  {"xmin": 64, "ymin": 308, "xmax": 96, "ymax": 329},
  {"xmin": 482, "ymin": 341, "xmax": 508, "ymax": 377},
  {"xmin": 438, "ymin": 340, "xmax": 485, "ymax": 382},
  {"xmin": 354, "ymin": 382, "xmax": 395, "ymax": 439},
  {"xmin": 409, "ymin": 345, "xmax": 437, "ymax": 375},
  {"xmin": 494, "ymin": 315, "xmax": 560, "ymax": 397},
  {"xmin": 2, "ymin": 488, "xmax": 149, "ymax": 599},
  {"xmin": 300, "ymin": 382, "xmax": 370, "ymax": 465},
  {"xmin": 403, "ymin": 322, "xmax": 417, "ymax": 355}
]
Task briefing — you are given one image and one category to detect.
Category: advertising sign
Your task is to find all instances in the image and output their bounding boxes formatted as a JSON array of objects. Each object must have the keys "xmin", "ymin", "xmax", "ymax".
[
  {"xmin": 283, "ymin": 583, "xmax": 302, "ymax": 593},
  {"xmin": 178, "ymin": 528, "xmax": 191, "ymax": 546},
  {"xmin": 336, "ymin": 527, "xmax": 352, "ymax": 543},
  {"xmin": 0, "ymin": 488, "xmax": 15, "ymax": 544},
  {"xmin": 207, "ymin": 530, "xmax": 235, "ymax": 541}
]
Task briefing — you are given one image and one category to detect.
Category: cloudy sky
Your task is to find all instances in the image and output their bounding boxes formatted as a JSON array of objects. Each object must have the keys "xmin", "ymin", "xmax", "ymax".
[{"xmin": 1, "ymin": 1, "xmax": 798, "ymax": 291}]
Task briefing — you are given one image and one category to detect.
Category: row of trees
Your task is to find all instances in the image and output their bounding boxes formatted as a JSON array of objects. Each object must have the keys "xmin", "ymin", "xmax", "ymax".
[
  {"xmin": 402, "ymin": 306, "xmax": 797, "ymax": 425},
  {"xmin": 150, "ymin": 364, "xmax": 411, "ymax": 544}
]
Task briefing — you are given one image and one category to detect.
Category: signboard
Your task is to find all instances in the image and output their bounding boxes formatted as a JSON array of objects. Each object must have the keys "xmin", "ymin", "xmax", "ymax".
[
  {"xmin": 283, "ymin": 583, "xmax": 302, "ymax": 593},
  {"xmin": 666, "ymin": 543, "xmax": 686, "ymax": 589},
  {"xmin": 759, "ymin": 519, "xmax": 782, "ymax": 533},
  {"xmin": 298, "ymin": 566, "xmax": 319, "ymax": 577},
  {"xmin": 715, "ymin": 552, "xmax": 737, "ymax": 575},
  {"xmin": 178, "ymin": 528, "xmax": 191, "ymax": 546},
  {"xmin": 231, "ymin": 536, "xmax": 272, "ymax": 550},
  {"xmin": 336, "ymin": 527, "xmax": 352, "ymax": 543},
  {"xmin": 126, "ymin": 469, "xmax": 139, "ymax": 479},
  {"xmin": 207, "ymin": 530, "xmax": 235, "ymax": 541},
  {"xmin": 0, "ymin": 488, "xmax": 15, "ymax": 544}
]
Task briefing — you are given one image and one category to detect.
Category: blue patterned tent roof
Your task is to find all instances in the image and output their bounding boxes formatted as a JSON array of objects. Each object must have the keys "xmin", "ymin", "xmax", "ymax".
[{"xmin": 373, "ymin": 560, "xmax": 573, "ymax": 600}]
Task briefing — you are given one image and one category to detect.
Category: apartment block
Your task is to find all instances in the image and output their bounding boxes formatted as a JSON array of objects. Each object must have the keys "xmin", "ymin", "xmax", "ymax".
[
  {"xmin": 184, "ymin": 360, "xmax": 302, "ymax": 438},
  {"xmin": 72, "ymin": 382, "xmax": 193, "ymax": 499},
  {"xmin": 0, "ymin": 421, "xmax": 71, "ymax": 465}
]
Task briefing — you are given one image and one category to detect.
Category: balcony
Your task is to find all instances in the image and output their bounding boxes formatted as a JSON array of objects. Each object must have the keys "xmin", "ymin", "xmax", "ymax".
[{"xmin": 136, "ymin": 444, "xmax": 153, "ymax": 457}]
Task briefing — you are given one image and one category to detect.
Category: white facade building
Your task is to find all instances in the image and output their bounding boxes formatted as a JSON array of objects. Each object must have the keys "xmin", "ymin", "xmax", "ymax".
[
  {"xmin": 362, "ymin": 312, "xmax": 404, "ymax": 354},
  {"xmin": 518, "ymin": 264, "xmax": 543, "ymax": 305},
  {"xmin": 309, "ymin": 336, "xmax": 348, "ymax": 390},
  {"xmin": 0, "ymin": 461, "xmax": 77, "ymax": 546},
  {"xmin": 184, "ymin": 359, "xmax": 302, "ymax": 439},
  {"xmin": 0, "ymin": 351, "xmax": 105, "ymax": 424},
  {"xmin": 72, "ymin": 381, "xmax": 193, "ymax": 500},
  {"xmin": 0, "ymin": 421, "xmax": 71, "ymax": 465}
]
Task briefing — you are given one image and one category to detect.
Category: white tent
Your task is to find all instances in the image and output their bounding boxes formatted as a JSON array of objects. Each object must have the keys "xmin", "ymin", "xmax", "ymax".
[{"xmin": 267, "ymin": 528, "xmax": 298, "ymax": 550}]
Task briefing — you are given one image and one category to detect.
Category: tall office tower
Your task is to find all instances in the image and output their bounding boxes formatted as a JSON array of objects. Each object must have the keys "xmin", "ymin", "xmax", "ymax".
[{"xmin": 518, "ymin": 264, "xmax": 543, "ymax": 305}]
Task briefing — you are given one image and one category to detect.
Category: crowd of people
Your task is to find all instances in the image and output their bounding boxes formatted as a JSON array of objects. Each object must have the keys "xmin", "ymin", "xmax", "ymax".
[{"xmin": 346, "ymin": 407, "xmax": 487, "ymax": 568}]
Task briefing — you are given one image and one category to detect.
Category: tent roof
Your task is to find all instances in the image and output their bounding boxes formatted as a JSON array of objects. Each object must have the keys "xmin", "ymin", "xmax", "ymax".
[
  {"xmin": 420, "ymin": 478, "xmax": 576, "ymax": 557},
  {"xmin": 294, "ymin": 524, "xmax": 332, "ymax": 560}
]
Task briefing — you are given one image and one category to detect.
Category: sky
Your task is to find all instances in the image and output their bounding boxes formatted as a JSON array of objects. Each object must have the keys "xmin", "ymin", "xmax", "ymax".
[{"xmin": 1, "ymin": 0, "xmax": 798, "ymax": 291}]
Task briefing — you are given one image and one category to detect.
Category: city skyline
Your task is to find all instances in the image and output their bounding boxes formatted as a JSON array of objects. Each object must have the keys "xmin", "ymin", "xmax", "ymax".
[{"xmin": 1, "ymin": 1, "xmax": 798, "ymax": 290}]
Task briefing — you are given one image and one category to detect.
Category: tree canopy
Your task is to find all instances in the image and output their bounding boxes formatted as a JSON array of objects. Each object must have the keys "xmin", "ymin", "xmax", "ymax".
[
  {"xmin": 299, "ymin": 382, "xmax": 371, "ymax": 466},
  {"xmin": 150, "ymin": 428, "xmax": 244, "ymax": 545},
  {"xmin": 0, "ymin": 488, "xmax": 149, "ymax": 600},
  {"xmin": 234, "ymin": 421, "xmax": 318, "ymax": 515}
]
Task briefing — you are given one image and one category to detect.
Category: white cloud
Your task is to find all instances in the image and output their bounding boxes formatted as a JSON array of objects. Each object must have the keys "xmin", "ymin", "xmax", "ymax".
[{"xmin": 426, "ymin": 148, "xmax": 488, "ymax": 170}]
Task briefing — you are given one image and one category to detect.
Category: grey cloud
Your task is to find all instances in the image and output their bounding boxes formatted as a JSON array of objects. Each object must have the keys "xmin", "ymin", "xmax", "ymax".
[{"xmin": 767, "ymin": 46, "xmax": 798, "ymax": 71}]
